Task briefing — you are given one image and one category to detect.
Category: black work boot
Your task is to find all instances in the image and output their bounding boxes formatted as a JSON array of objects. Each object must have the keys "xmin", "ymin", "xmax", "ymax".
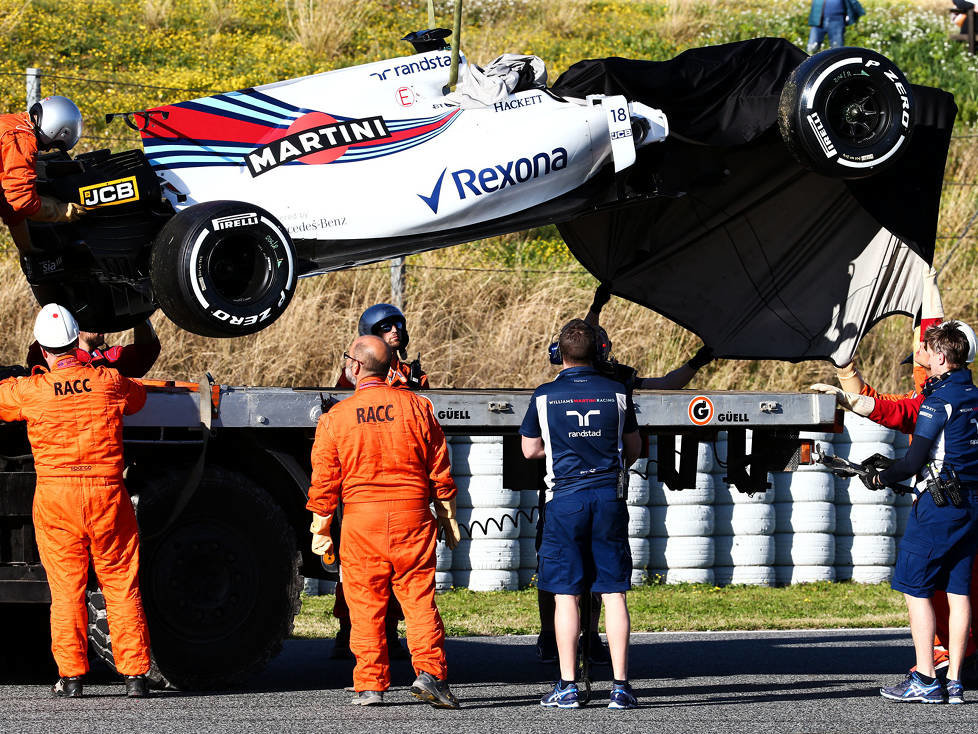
[
  {"xmin": 411, "ymin": 670, "xmax": 460, "ymax": 709},
  {"xmin": 51, "ymin": 676, "xmax": 84, "ymax": 698},
  {"xmin": 125, "ymin": 675, "xmax": 150, "ymax": 698}
]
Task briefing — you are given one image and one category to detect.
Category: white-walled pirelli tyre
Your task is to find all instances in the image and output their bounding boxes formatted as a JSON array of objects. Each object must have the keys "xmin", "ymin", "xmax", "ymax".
[
  {"xmin": 840, "ymin": 415, "xmax": 899, "ymax": 443},
  {"xmin": 518, "ymin": 568, "xmax": 537, "ymax": 588},
  {"xmin": 774, "ymin": 501, "xmax": 836, "ymax": 534},
  {"xmin": 714, "ymin": 566, "xmax": 775, "ymax": 587},
  {"xmin": 650, "ymin": 536, "xmax": 714, "ymax": 569},
  {"xmin": 453, "ymin": 475, "xmax": 515, "ymax": 508},
  {"xmin": 774, "ymin": 532, "xmax": 835, "ymax": 566},
  {"xmin": 714, "ymin": 484, "xmax": 774, "ymax": 505},
  {"xmin": 649, "ymin": 568, "xmax": 715, "ymax": 586},
  {"xmin": 435, "ymin": 540, "xmax": 453, "ymax": 572},
  {"xmin": 714, "ymin": 535, "xmax": 775, "ymax": 567},
  {"xmin": 519, "ymin": 537, "xmax": 538, "ymax": 569},
  {"xmin": 629, "ymin": 537, "xmax": 651, "ymax": 569},
  {"xmin": 835, "ymin": 504, "xmax": 897, "ymax": 536},
  {"xmin": 779, "ymin": 47, "xmax": 914, "ymax": 179},
  {"xmin": 835, "ymin": 535, "xmax": 896, "ymax": 566},
  {"xmin": 775, "ymin": 565, "xmax": 836, "ymax": 585},
  {"xmin": 150, "ymin": 200, "xmax": 297, "ymax": 338},
  {"xmin": 650, "ymin": 473, "xmax": 716, "ymax": 505},
  {"xmin": 435, "ymin": 571, "xmax": 454, "ymax": 592},
  {"xmin": 773, "ymin": 472, "xmax": 835, "ymax": 503},
  {"xmin": 627, "ymin": 505, "xmax": 651, "ymax": 537},
  {"xmin": 456, "ymin": 507, "xmax": 520, "ymax": 539},
  {"xmin": 849, "ymin": 565, "xmax": 894, "ymax": 584},
  {"xmin": 454, "ymin": 569, "xmax": 518, "ymax": 591},
  {"xmin": 834, "ymin": 476, "xmax": 897, "ymax": 506},
  {"xmin": 449, "ymin": 441, "xmax": 504, "ymax": 475},
  {"xmin": 714, "ymin": 504, "xmax": 776, "ymax": 536},
  {"xmin": 452, "ymin": 539, "xmax": 520, "ymax": 570},
  {"xmin": 651, "ymin": 505, "xmax": 714, "ymax": 538}
]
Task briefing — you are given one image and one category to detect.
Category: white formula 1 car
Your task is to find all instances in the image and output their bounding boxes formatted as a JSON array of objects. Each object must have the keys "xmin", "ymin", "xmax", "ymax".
[{"xmin": 26, "ymin": 33, "xmax": 953, "ymax": 360}]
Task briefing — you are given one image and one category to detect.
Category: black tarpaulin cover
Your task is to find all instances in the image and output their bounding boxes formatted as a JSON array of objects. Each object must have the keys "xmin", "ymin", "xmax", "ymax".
[{"xmin": 552, "ymin": 38, "xmax": 956, "ymax": 365}]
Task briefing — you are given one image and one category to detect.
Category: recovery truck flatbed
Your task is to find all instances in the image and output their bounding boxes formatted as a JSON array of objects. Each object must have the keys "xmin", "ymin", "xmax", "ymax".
[{"xmin": 0, "ymin": 384, "xmax": 837, "ymax": 689}]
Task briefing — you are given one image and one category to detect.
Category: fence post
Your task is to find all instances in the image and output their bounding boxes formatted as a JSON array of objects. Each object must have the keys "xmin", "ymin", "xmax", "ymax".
[
  {"xmin": 390, "ymin": 257, "xmax": 405, "ymax": 310},
  {"xmin": 26, "ymin": 68, "xmax": 41, "ymax": 109}
]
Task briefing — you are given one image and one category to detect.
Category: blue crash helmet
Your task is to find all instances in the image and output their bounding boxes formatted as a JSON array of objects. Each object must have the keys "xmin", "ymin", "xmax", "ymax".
[{"xmin": 358, "ymin": 303, "xmax": 409, "ymax": 349}]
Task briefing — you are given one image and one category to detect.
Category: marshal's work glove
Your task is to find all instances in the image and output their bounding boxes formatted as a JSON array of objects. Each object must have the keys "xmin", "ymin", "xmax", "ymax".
[
  {"xmin": 810, "ymin": 383, "xmax": 875, "ymax": 417},
  {"xmin": 30, "ymin": 196, "xmax": 89, "ymax": 223},
  {"xmin": 858, "ymin": 453, "xmax": 893, "ymax": 491},
  {"xmin": 589, "ymin": 282, "xmax": 612, "ymax": 315},
  {"xmin": 834, "ymin": 362, "xmax": 864, "ymax": 394},
  {"xmin": 433, "ymin": 497, "xmax": 461, "ymax": 550},
  {"xmin": 309, "ymin": 513, "xmax": 334, "ymax": 557},
  {"xmin": 686, "ymin": 345, "xmax": 714, "ymax": 371}
]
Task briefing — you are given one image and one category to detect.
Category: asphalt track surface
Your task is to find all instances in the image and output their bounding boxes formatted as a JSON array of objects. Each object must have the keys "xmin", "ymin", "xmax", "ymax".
[{"xmin": 2, "ymin": 628, "xmax": 976, "ymax": 733}]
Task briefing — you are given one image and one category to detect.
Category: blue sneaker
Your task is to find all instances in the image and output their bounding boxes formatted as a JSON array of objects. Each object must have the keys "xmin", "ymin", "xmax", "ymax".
[
  {"xmin": 541, "ymin": 681, "xmax": 580, "ymax": 708},
  {"xmin": 946, "ymin": 679, "xmax": 964, "ymax": 705},
  {"xmin": 608, "ymin": 682, "xmax": 638, "ymax": 710},
  {"xmin": 880, "ymin": 672, "xmax": 945, "ymax": 703}
]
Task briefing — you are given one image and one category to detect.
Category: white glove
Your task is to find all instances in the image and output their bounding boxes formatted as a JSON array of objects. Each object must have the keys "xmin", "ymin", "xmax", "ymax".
[
  {"xmin": 810, "ymin": 383, "xmax": 875, "ymax": 417},
  {"xmin": 309, "ymin": 513, "xmax": 334, "ymax": 557}
]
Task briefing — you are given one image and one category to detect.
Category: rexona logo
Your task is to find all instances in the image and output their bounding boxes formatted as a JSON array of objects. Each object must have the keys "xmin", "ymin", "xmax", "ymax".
[
  {"xmin": 246, "ymin": 117, "xmax": 391, "ymax": 176},
  {"xmin": 78, "ymin": 176, "xmax": 139, "ymax": 207},
  {"xmin": 212, "ymin": 213, "xmax": 259, "ymax": 231},
  {"xmin": 418, "ymin": 147, "xmax": 568, "ymax": 214}
]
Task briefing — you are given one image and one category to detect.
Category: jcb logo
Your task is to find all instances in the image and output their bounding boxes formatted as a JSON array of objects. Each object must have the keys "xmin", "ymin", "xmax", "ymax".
[{"xmin": 78, "ymin": 176, "xmax": 139, "ymax": 207}]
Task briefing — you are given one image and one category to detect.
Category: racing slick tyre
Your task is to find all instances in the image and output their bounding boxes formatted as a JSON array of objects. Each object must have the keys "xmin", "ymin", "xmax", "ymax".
[
  {"xmin": 150, "ymin": 201, "xmax": 296, "ymax": 338},
  {"xmin": 132, "ymin": 466, "xmax": 302, "ymax": 690},
  {"xmin": 779, "ymin": 47, "xmax": 914, "ymax": 178}
]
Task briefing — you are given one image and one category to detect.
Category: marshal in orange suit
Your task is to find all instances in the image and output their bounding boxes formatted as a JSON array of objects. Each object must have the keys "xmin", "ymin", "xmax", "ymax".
[
  {"xmin": 0, "ymin": 304, "xmax": 151, "ymax": 699},
  {"xmin": 307, "ymin": 335, "xmax": 461, "ymax": 708}
]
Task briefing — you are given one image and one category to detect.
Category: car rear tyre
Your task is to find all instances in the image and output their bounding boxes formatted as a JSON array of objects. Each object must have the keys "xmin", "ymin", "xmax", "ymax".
[
  {"xmin": 150, "ymin": 201, "xmax": 296, "ymax": 338},
  {"xmin": 779, "ymin": 47, "xmax": 914, "ymax": 178}
]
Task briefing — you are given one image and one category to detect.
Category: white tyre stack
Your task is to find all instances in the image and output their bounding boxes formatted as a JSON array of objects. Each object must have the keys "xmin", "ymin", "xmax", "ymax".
[
  {"xmin": 626, "ymin": 457, "xmax": 653, "ymax": 586},
  {"xmin": 649, "ymin": 437, "xmax": 716, "ymax": 585},
  {"xmin": 834, "ymin": 416, "xmax": 898, "ymax": 583},
  {"xmin": 773, "ymin": 428, "xmax": 838, "ymax": 584},
  {"xmin": 518, "ymin": 489, "xmax": 540, "ymax": 588},
  {"xmin": 713, "ymin": 433, "xmax": 775, "ymax": 586},
  {"xmin": 892, "ymin": 430, "xmax": 913, "ymax": 538},
  {"xmin": 449, "ymin": 437, "xmax": 518, "ymax": 590}
]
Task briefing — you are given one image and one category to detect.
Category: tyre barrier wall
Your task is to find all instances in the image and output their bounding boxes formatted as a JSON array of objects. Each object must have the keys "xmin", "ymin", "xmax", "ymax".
[{"xmin": 303, "ymin": 420, "xmax": 915, "ymax": 593}]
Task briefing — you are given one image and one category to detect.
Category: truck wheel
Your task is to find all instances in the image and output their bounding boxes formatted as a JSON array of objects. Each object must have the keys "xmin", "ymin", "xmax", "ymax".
[
  {"xmin": 135, "ymin": 467, "xmax": 301, "ymax": 690},
  {"xmin": 778, "ymin": 47, "xmax": 914, "ymax": 179},
  {"xmin": 150, "ymin": 201, "xmax": 296, "ymax": 338},
  {"xmin": 85, "ymin": 587, "xmax": 169, "ymax": 689}
]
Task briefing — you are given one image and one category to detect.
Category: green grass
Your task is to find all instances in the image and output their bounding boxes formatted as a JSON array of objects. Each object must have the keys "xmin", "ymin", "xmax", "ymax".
[{"xmin": 292, "ymin": 581, "xmax": 907, "ymax": 639}]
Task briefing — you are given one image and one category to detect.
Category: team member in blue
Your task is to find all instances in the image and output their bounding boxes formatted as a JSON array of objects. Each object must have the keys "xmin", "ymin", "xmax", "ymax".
[
  {"xmin": 520, "ymin": 319, "xmax": 641, "ymax": 710},
  {"xmin": 865, "ymin": 322, "xmax": 978, "ymax": 704}
]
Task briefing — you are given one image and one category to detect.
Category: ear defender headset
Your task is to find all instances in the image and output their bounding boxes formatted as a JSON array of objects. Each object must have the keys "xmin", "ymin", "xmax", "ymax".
[{"xmin": 549, "ymin": 322, "xmax": 612, "ymax": 365}]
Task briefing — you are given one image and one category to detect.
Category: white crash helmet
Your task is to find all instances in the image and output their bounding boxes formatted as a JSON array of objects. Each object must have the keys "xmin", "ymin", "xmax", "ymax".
[
  {"xmin": 34, "ymin": 303, "xmax": 80, "ymax": 350},
  {"xmin": 941, "ymin": 320, "xmax": 977, "ymax": 364},
  {"xmin": 29, "ymin": 96, "xmax": 83, "ymax": 151}
]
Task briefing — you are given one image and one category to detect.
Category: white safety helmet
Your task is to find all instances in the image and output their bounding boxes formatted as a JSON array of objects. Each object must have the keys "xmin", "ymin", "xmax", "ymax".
[
  {"xmin": 941, "ymin": 320, "xmax": 977, "ymax": 364},
  {"xmin": 29, "ymin": 96, "xmax": 83, "ymax": 151},
  {"xmin": 34, "ymin": 303, "xmax": 80, "ymax": 350}
]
